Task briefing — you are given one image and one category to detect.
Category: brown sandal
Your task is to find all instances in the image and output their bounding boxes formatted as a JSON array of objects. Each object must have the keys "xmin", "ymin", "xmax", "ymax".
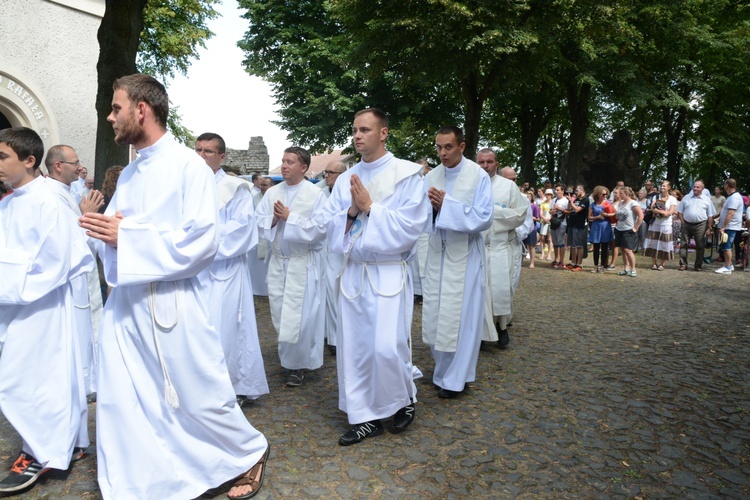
[{"xmin": 227, "ymin": 445, "xmax": 270, "ymax": 500}]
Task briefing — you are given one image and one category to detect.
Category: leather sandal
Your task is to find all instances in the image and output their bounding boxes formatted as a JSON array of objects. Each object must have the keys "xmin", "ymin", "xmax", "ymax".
[{"xmin": 227, "ymin": 445, "xmax": 270, "ymax": 499}]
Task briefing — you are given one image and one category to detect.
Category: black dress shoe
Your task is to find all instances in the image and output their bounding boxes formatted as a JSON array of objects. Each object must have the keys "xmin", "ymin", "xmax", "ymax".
[
  {"xmin": 498, "ymin": 329, "xmax": 510, "ymax": 349},
  {"xmin": 438, "ymin": 388, "xmax": 461, "ymax": 399},
  {"xmin": 338, "ymin": 420, "xmax": 384, "ymax": 446},
  {"xmin": 392, "ymin": 403, "xmax": 415, "ymax": 432}
]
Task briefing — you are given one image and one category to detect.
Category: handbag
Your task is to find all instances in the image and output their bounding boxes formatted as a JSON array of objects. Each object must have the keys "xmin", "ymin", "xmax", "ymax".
[{"xmin": 550, "ymin": 216, "xmax": 562, "ymax": 230}]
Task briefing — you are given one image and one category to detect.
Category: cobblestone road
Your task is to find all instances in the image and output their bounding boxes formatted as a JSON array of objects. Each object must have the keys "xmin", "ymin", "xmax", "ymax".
[{"xmin": 2, "ymin": 254, "xmax": 749, "ymax": 499}]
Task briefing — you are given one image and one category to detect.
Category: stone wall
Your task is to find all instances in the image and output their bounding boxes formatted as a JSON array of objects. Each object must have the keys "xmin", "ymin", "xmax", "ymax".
[{"xmin": 223, "ymin": 136, "xmax": 269, "ymax": 175}]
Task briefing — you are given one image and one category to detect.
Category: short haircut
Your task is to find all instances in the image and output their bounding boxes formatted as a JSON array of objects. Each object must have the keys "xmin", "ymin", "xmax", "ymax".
[
  {"xmin": 436, "ymin": 126, "xmax": 464, "ymax": 144},
  {"xmin": 284, "ymin": 146, "xmax": 311, "ymax": 170},
  {"xmin": 725, "ymin": 178, "xmax": 737, "ymax": 189},
  {"xmin": 251, "ymin": 173, "xmax": 261, "ymax": 182},
  {"xmin": 354, "ymin": 108, "xmax": 389, "ymax": 128},
  {"xmin": 0, "ymin": 127, "xmax": 43, "ymax": 169},
  {"xmin": 113, "ymin": 73, "xmax": 169, "ymax": 128},
  {"xmin": 476, "ymin": 147, "xmax": 496, "ymax": 158},
  {"xmin": 195, "ymin": 132, "xmax": 226, "ymax": 153},
  {"xmin": 44, "ymin": 144, "xmax": 74, "ymax": 170},
  {"xmin": 555, "ymin": 183, "xmax": 566, "ymax": 191}
]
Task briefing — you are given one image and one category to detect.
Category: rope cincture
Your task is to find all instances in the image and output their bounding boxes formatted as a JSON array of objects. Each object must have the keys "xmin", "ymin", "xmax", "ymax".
[{"xmin": 148, "ymin": 281, "xmax": 180, "ymax": 409}]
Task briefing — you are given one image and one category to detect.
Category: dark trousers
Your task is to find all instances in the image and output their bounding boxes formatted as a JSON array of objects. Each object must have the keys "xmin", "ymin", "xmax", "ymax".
[{"xmin": 679, "ymin": 220, "xmax": 707, "ymax": 268}]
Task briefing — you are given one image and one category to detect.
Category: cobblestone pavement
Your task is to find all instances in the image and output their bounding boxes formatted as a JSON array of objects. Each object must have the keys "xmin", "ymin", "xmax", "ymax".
[{"xmin": 2, "ymin": 254, "xmax": 749, "ymax": 499}]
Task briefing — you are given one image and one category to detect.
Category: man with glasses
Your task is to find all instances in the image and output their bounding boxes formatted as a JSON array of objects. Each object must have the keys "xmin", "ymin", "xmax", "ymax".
[
  {"xmin": 320, "ymin": 160, "xmax": 347, "ymax": 355},
  {"xmin": 44, "ymin": 145, "xmax": 104, "ymax": 401},
  {"xmin": 194, "ymin": 132, "xmax": 269, "ymax": 406}
]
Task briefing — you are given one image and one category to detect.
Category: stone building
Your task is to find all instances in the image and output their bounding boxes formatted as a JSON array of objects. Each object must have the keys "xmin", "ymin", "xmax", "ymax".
[
  {"xmin": 223, "ymin": 136, "xmax": 270, "ymax": 176},
  {"xmin": 1, "ymin": 0, "xmax": 103, "ymax": 174}
]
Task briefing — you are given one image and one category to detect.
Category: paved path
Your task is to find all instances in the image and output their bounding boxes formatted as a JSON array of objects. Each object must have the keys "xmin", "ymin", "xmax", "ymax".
[{"xmin": 2, "ymin": 254, "xmax": 749, "ymax": 498}]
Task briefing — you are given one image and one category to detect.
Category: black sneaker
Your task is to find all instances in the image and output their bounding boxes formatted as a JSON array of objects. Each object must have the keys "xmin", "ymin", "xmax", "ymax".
[
  {"xmin": 338, "ymin": 420, "xmax": 384, "ymax": 446},
  {"xmin": 236, "ymin": 395, "xmax": 250, "ymax": 408},
  {"xmin": 0, "ymin": 453, "xmax": 49, "ymax": 493},
  {"xmin": 498, "ymin": 329, "xmax": 510, "ymax": 349},
  {"xmin": 286, "ymin": 370, "xmax": 304, "ymax": 387},
  {"xmin": 438, "ymin": 388, "xmax": 461, "ymax": 399},
  {"xmin": 392, "ymin": 403, "xmax": 415, "ymax": 432}
]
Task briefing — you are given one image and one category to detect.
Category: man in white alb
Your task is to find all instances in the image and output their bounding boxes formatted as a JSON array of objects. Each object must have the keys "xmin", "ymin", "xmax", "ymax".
[
  {"xmin": 44, "ymin": 145, "xmax": 104, "ymax": 397},
  {"xmin": 256, "ymin": 146, "xmax": 328, "ymax": 387},
  {"xmin": 475, "ymin": 150, "xmax": 527, "ymax": 350},
  {"xmin": 423, "ymin": 126, "xmax": 493, "ymax": 399},
  {"xmin": 320, "ymin": 160, "xmax": 347, "ymax": 355},
  {"xmin": 194, "ymin": 132, "xmax": 269, "ymax": 406},
  {"xmin": 79, "ymin": 74, "xmax": 269, "ymax": 500},
  {"xmin": 320, "ymin": 108, "xmax": 430, "ymax": 445}
]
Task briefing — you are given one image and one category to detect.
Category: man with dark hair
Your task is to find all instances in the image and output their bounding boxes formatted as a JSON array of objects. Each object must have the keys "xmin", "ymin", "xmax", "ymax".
[
  {"xmin": 320, "ymin": 107, "xmax": 429, "ymax": 445},
  {"xmin": 194, "ymin": 132, "xmax": 269, "ymax": 406},
  {"xmin": 0, "ymin": 128, "xmax": 94, "ymax": 494},
  {"xmin": 549, "ymin": 183, "xmax": 569, "ymax": 268},
  {"xmin": 79, "ymin": 74, "xmax": 269, "ymax": 500},
  {"xmin": 45, "ymin": 145, "xmax": 104, "ymax": 399},
  {"xmin": 715, "ymin": 178, "xmax": 743, "ymax": 274},
  {"xmin": 564, "ymin": 184, "xmax": 589, "ymax": 271},
  {"xmin": 251, "ymin": 172, "xmax": 262, "ymax": 197},
  {"xmin": 256, "ymin": 145, "xmax": 327, "ymax": 387},
  {"xmin": 423, "ymin": 126, "xmax": 493, "ymax": 399}
]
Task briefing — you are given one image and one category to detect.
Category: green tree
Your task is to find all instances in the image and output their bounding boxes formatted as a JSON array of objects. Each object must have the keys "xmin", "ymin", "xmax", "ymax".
[{"xmin": 94, "ymin": 0, "xmax": 218, "ymax": 188}]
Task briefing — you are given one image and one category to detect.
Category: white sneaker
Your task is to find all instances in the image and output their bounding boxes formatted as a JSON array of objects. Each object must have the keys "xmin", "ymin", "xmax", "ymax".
[{"xmin": 715, "ymin": 266, "xmax": 734, "ymax": 274}]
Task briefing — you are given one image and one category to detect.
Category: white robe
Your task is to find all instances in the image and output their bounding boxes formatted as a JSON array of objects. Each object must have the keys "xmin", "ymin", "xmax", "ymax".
[
  {"xmin": 96, "ymin": 134, "xmax": 267, "ymax": 500},
  {"xmin": 0, "ymin": 176, "xmax": 93, "ymax": 470},
  {"xmin": 45, "ymin": 177, "xmax": 103, "ymax": 395},
  {"xmin": 481, "ymin": 175, "xmax": 528, "ymax": 340},
  {"xmin": 423, "ymin": 158, "xmax": 493, "ymax": 392},
  {"xmin": 256, "ymin": 180, "xmax": 327, "ymax": 370},
  {"xmin": 319, "ymin": 152, "xmax": 430, "ymax": 424},
  {"xmin": 197, "ymin": 169, "xmax": 269, "ymax": 399},
  {"xmin": 248, "ymin": 190, "xmax": 269, "ymax": 296},
  {"xmin": 319, "ymin": 184, "xmax": 341, "ymax": 347}
]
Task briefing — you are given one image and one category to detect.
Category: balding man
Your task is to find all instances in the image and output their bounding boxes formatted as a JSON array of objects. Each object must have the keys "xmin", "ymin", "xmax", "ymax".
[
  {"xmin": 321, "ymin": 160, "xmax": 347, "ymax": 354},
  {"xmin": 476, "ymin": 153, "xmax": 527, "ymax": 350},
  {"xmin": 423, "ymin": 126, "xmax": 493, "ymax": 399},
  {"xmin": 677, "ymin": 179, "xmax": 715, "ymax": 271},
  {"xmin": 194, "ymin": 132, "xmax": 269, "ymax": 405},
  {"xmin": 45, "ymin": 145, "xmax": 104, "ymax": 397}
]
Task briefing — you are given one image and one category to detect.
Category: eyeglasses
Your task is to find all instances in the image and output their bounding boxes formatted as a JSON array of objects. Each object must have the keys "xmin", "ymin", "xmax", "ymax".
[
  {"xmin": 59, "ymin": 160, "xmax": 80, "ymax": 166},
  {"xmin": 195, "ymin": 148, "xmax": 219, "ymax": 155},
  {"xmin": 324, "ymin": 170, "xmax": 343, "ymax": 176}
]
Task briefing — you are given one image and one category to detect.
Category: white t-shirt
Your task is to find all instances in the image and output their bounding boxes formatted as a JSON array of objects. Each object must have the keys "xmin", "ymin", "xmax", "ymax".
[{"xmin": 720, "ymin": 191, "xmax": 744, "ymax": 230}]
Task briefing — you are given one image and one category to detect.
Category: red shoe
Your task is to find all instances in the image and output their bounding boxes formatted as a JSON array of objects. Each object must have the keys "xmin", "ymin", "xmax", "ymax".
[
  {"xmin": 548, "ymin": 261, "xmax": 558, "ymax": 268},
  {"xmin": 571, "ymin": 265, "xmax": 583, "ymax": 272},
  {"xmin": 565, "ymin": 263, "xmax": 574, "ymax": 270}
]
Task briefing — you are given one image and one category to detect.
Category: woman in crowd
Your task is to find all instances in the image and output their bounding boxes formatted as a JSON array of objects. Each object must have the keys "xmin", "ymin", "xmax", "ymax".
[
  {"xmin": 614, "ymin": 186, "xmax": 644, "ymax": 277},
  {"xmin": 523, "ymin": 190, "xmax": 540, "ymax": 269},
  {"xmin": 635, "ymin": 188, "xmax": 649, "ymax": 253},
  {"xmin": 671, "ymin": 189, "xmax": 683, "ymax": 251},
  {"xmin": 644, "ymin": 180, "xmax": 678, "ymax": 270},
  {"xmin": 607, "ymin": 187, "xmax": 620, "ymax": 269},
  {"xmin": 99, "ymin": 165, "xmax": 124, "ymax": 214},
  {"xmin": 539, "ymin": 189, "xmax": 553, "ymax": 260},
  {"xmin": 588, "ymin": 186, "xmax": 614, "ymax": 273}
]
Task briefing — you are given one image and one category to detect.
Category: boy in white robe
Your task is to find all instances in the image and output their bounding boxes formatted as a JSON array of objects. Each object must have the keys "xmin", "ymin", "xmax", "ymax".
[
  {"xmin": 423, "ymin": 126, "xmax": 493, "ymax": 399},
  {"xmin": 0, "ymin": 127, "xmax": 93, "ymax": 494},
  {"xmin": 79, "ymin": 74, "xmax": 269, "ymax": 500},
  {"xmin": 194, "ymin": 133, "xmax": 269, "ymax": 405},
  {"xmin": 320, "ymin": 108, "xmax": 430, "ymax": 445},
  {"xmin": 256, "ymin": 147, "xmax": 328, "ymax": 387}
]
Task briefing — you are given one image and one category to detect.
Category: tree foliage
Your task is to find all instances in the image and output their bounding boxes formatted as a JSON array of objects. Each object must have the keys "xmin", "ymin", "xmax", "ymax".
[
  {"xmin": 239, "ymin": 0, "xmax": 750, "ymax": 190},
  {"xmin": 95, "ymin": 0, "xmax": 218, "ymax": 188}
]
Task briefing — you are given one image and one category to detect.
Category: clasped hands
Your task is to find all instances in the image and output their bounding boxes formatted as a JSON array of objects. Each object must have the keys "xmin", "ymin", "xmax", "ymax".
[
  {"xmin": 272, "ymin": 200, "xmax": 290, "ymax": 226},
  {"xmin": 79, "ymin": 211, "xmax": 123, "ymax": 248},
  {"xmin": 428, "ymin": 187, "xmax": 446, "ymax": 213},
  {"xmin": 348, "ymin": 174, "xmax": 372, "ymax": 217}
]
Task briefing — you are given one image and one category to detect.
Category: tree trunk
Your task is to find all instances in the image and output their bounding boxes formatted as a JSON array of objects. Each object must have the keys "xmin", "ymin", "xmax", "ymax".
[
  {"xmin": 565, "ymin": 81, "xmax": 590, "ymax": 187},
  {"xmin": 519, "ymin": 100, "xmax": 551, "ymax": 185},
  {"xmin": 94, "ymin": 0, "xmax": 148, "ymax": 190},
  {"xmin": 661, "ymin": 104, "xmax": 687, "ymax": 188},
  {"xmin": 461, "ymin": 75, "xmax": 482, "ymax": 160}
]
